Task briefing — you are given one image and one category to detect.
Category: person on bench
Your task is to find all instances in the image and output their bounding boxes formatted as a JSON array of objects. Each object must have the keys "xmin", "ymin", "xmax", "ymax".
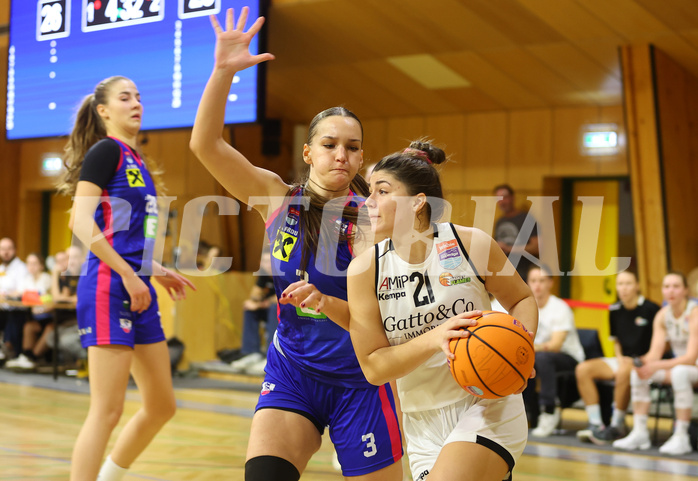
[{"xmin": 575, "ymin": 271, "xmax": 660, "ymax": 444}]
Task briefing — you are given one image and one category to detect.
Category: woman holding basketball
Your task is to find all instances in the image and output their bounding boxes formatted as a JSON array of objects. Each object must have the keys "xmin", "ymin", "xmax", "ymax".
[
  {"xmin": 58, "ymin": 75, "xmax": 195, "ymax": 481},
  {"xmin": 348, "ymin": 141, "xmax": 538, "ymax": 481},
  {"xmin": 190, "ymin": 8, "xmax": 403, "ymax": 480}
]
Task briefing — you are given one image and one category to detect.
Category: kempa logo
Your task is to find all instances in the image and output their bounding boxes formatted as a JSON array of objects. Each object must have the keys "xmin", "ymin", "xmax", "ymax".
[{"xmin": 378, "ymin": 291, "xmax": 406, "ymax": 301}]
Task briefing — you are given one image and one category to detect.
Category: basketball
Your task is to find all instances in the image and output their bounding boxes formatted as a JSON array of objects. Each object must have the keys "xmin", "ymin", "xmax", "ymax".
[{"xmin": 448, "ymin": 310, "xmax": 535, "ymax": 399}]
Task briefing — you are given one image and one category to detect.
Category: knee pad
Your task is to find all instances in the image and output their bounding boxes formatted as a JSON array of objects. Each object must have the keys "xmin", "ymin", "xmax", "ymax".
[
  {"xmin": 245, "ymin": 456, "xmax": 300, "ymax": 481},
  {"xmin": 671, "ymin": 365, "xmax": 698, "ymax": 409}
]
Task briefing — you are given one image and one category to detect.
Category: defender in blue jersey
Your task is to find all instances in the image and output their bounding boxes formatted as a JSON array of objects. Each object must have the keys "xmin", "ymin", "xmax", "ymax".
[
  {"xmin": 58, "ymin": 76, "xmax": 194, "ymax": 481},
  {"xmin": 190, "ymin": 10, "xmax": 403, "ymax": 481}
]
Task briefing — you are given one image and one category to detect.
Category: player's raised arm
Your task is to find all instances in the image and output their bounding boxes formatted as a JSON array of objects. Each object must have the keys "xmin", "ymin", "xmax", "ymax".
[{"xmin": 190, "ymin": 8, "xmax": 283, "ymax": 218}]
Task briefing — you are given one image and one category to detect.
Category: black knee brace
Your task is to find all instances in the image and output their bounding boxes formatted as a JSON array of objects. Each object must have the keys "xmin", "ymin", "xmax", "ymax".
[{"xmin": 245, "ymin": 456, "xmax": 300, "ymax": 481}]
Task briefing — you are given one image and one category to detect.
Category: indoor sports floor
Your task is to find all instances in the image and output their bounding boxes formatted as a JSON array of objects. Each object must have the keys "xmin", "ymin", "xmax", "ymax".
[{"xmin": 1, "ymin": 369, "xmax": 697, "ymax": 480}]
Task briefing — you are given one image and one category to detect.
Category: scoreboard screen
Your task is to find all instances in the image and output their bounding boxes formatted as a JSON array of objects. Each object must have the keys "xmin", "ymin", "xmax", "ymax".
[{"xmin": 7, "ymin": 0, "xmax": 266, "ymax": 140}]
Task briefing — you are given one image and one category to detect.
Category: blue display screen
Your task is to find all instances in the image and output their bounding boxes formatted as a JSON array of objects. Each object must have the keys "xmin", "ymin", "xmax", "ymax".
[{"xmin": 6, "ymin": 0, "xmax": 264, "ymax": 139}]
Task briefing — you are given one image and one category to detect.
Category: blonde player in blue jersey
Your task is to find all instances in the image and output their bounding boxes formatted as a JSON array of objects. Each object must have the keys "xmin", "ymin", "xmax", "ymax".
[
  {"xmin": 58, "ymin": 76, "xmax": 195, "ymax": 481},
  {"xmin": 348, "ymin": 140, "xmax": 539, "ymax": 481},
  {"xmin": 190, "ymin": 8, "xmax": 403, "ymax": 481}
]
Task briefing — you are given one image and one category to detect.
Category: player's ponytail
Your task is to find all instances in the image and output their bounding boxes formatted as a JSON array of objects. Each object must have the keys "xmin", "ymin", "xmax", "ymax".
[{"xmin": 57, "ymin": 92, "xmax": 106, "ymax": 196}]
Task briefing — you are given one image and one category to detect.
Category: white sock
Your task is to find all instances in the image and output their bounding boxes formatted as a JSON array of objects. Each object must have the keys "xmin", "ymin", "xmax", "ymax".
[
  {"xmin": 97, "ymin": 455, "xmax": 128, "ymax": 481},
  {"xmin": 585, "ymin": 404, "xmax": 603, "ymax": 427},
  {"xmin": 633, "ymin": 414, "xmax": 649, "ymax": 433},
  {"xmin": 675, "ymin": 420, "xmax": 690, "ymax": 436},
  {"xmin": 611, "ymin": 409, "xmax": 626, "ymax": 428}
]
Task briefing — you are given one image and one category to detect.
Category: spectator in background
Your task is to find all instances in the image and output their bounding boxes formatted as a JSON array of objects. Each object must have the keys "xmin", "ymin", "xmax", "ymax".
[
  {"xmin": 230, "ymin": 250, "xmax": 277, "ymax": 376},
  {"xmin": 525, "ymin": 265, "xmax": 585, "ymax": 438},
  {"xmin": 493, "ymin": 184, "xmax": 539, "ymax": 282},
  {"xmin": 613, "ymin": 272, "xmax": 698, "ymax": 455},
  {"xmin": 7, "ymin": 249, "xmax": 84, "ymax": 370},
  {"xmin": 6, "ymin": 253, "xmax": 54, "ymax": 369},
  {"xmin": 574, "ymin": 271, "xmax": 661, "ymax": 444},
  {"xmin": 197, "ymin": 240, "xmax": 222, "ymax": 271},
  {"xmin": 0, "ymin": 237, "xmax": 29, "ymax": 360}
]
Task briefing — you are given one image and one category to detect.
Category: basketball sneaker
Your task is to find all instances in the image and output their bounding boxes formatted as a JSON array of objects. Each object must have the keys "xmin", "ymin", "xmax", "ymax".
[
  {"xmin": 589, "ymin": 425, "xmax": 627, "ymax": 445},
  {"xmin": 5, "ymin": 353, "xmax": 36, "ymax": 370},
  {"xmin": 531, "ymin": 408, "xmax": 560, "ymax": 438},
  {"xmin": 612, "ymin": 427, "xmax": 651, "ymax": 450},
  {"xmin": 576, "ymin": 424, "xmax": 602, "ymax": 443},
  {"xmin": 230, "ymin": 352, "xmax": 263, "ymax": 373},
  {"xmin": 659, "ymin": 432, "xmax": 692, "ymax": 455},
  {"xmin": 244, "ymin": 358, "xmax": 267, "ymax": 377}
]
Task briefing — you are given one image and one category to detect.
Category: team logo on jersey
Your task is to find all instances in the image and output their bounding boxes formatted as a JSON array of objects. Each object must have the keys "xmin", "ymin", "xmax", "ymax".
[
  {"xmin": 285, "ymin": 207, "xmax": 299, "ymax": 226},
  {"xmin": 125, "ymin": 154, "xmax": 135, "ymax": 165},
  {"xmin": 260, "ymin": 381, "xmax": 276, "ymax": 395},
  {"xmin": 126, "ymin": 168, "xmax": 146, "ymax": 187},
  {"xmin": 119, "ymin": 318, "xmax": 132, "ymax": 334},
  {"xmin": 272, "ymin": 230, "xmax": 297, "ymax": 262},
  {"xmin": 436, "ymin": 240, "xmax": 462, "ymax": 269},
  {"xmin": 635, "ymin": 316, "xmax": 649, "ymax": 326}
]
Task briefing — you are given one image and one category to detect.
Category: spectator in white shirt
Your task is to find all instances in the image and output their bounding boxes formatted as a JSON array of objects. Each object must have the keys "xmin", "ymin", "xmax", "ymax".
[{"xmin": 0, "ymin": 238, "xmax": 28, "ymax": 360}]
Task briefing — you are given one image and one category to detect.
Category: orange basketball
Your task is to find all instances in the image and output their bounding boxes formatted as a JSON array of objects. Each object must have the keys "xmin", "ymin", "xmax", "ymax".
[{"xmin": 448, "ymin": 310, "xmax": 535, "ymax": 399}]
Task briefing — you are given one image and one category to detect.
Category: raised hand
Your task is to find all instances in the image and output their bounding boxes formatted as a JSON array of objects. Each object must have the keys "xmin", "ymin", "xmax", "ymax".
[{"xmin": 210, "ymin": 7, "xmax": 275, "ymax": 73}]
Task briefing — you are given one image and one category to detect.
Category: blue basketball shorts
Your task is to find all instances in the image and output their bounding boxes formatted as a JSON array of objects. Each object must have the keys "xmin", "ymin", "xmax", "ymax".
[
  {"xmin": 77, "ymin": 274, "xmax": 165, "ymax": 348},
  {"xmin": 255, "ymin": 345, "xmax": 403, "ymax": 476}
]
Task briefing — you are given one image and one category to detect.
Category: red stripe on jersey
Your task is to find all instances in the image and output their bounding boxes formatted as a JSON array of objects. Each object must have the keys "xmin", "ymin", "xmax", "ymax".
[
  {"xmin": 95, "ymin": 190, "xmax": 114, "ymax": 344},
  {"xmin": 378, "ymin": 384, "xmax": 403, "ymax": 463}
]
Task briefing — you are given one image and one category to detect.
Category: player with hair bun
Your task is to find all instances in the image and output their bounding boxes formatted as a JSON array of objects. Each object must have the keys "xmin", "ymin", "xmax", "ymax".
[{"xmin": 348, "ymin": 140, "xmax": 538, "ymax": 481}]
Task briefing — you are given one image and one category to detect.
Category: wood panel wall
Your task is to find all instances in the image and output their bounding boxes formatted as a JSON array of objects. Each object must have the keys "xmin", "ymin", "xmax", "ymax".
[
  {"xmin": 621, "ymin": 44, "xmax": 667, "ymax": 301},
  {"xmin": 653, "ymin": 48, "xmax": 698, "ymax": 278}
]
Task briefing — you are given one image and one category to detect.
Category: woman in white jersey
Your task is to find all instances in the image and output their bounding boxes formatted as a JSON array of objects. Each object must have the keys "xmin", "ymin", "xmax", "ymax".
[
  {"xmin": 613, "ymin": 271, "xmax": 698, "ymax": 455},
  {"xmin": 348, "ymin": 140, "xmax": 538, "ymax": 481}
]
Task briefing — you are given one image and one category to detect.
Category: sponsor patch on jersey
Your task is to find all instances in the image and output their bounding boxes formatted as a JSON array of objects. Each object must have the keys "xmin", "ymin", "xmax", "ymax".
[
  {"xmin": 439, "ymin": 272, "xmax": 471, "ymax": 287},
  {"xmin": 295, "ymin": 305, "xmax": 328, "ymax": 320},
  {"xmin": 379, "ymin": 275, "xmax": 409, "ymax": 291},
  {"xmin": 272, "ymin": 230, "xmax": 297, "ymax": 262},
  {"xmin": 143, "ymin": 215, "xmax": 158, "ymax": 239},
  {"xmin": 126, "ymin": 168, "xmax": 146, "ymax": 187},
  {"xmin": 635, "ymin": 316, "xmax": 649, "ymax": 326},
  {"xmin": 119, "ymin": 318, "xmax": 132, "ymax": 334},
  {"xmin": 260, "ymin": 381, "xmax": 276, "ymax": 395},
  {"xmin": 436, "ymin": 239, "xmax": 462, "ymax": 269}
]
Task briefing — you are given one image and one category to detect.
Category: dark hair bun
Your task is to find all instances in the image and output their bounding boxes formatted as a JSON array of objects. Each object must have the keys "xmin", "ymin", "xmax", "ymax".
[{"xmin": 408, "ymin": 139, "xmax": 447, "ymax": 165}]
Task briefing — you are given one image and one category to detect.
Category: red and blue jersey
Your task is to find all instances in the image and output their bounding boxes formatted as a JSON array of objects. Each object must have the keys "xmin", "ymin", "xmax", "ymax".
[
  {"xmin": 76, "ymin": 137, "xmax": 163, "ymax": 347},
  {"xmin": 265, "ymin": 188, "xmax": 371, "ymax": 388},
  {"xmin": 85, "ymin": 137, "xmax": 158, "ymax": 273}
]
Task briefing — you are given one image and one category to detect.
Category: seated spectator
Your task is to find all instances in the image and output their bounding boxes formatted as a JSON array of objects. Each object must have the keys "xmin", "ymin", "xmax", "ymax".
[
  {"xmin": 613, "ymin": 272, "xmax": 698, "ymax": 455},
  {"xmin": 230, "ymin": 251, "xmax": 277, "ymax": 376},
  {"xmin": 0, "ymin": 237, "xmax": 28, "ymax": 360},
  {"xmin": 574, "ymin": 271, "xmax": 661, "ymax": 444},
  {"xmin": 6, "ymin": 253, "xmax": 54, "ymax": 369},
  {"xmin": 524, "ymin": 265, "xmax": 585, "ymax": 438}
]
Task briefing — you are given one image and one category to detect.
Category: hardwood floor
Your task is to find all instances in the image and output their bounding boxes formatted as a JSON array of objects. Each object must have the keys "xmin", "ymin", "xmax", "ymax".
[{"xmin": 1, "ymin": 373, "xmax": 697, "ymax": 480}]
